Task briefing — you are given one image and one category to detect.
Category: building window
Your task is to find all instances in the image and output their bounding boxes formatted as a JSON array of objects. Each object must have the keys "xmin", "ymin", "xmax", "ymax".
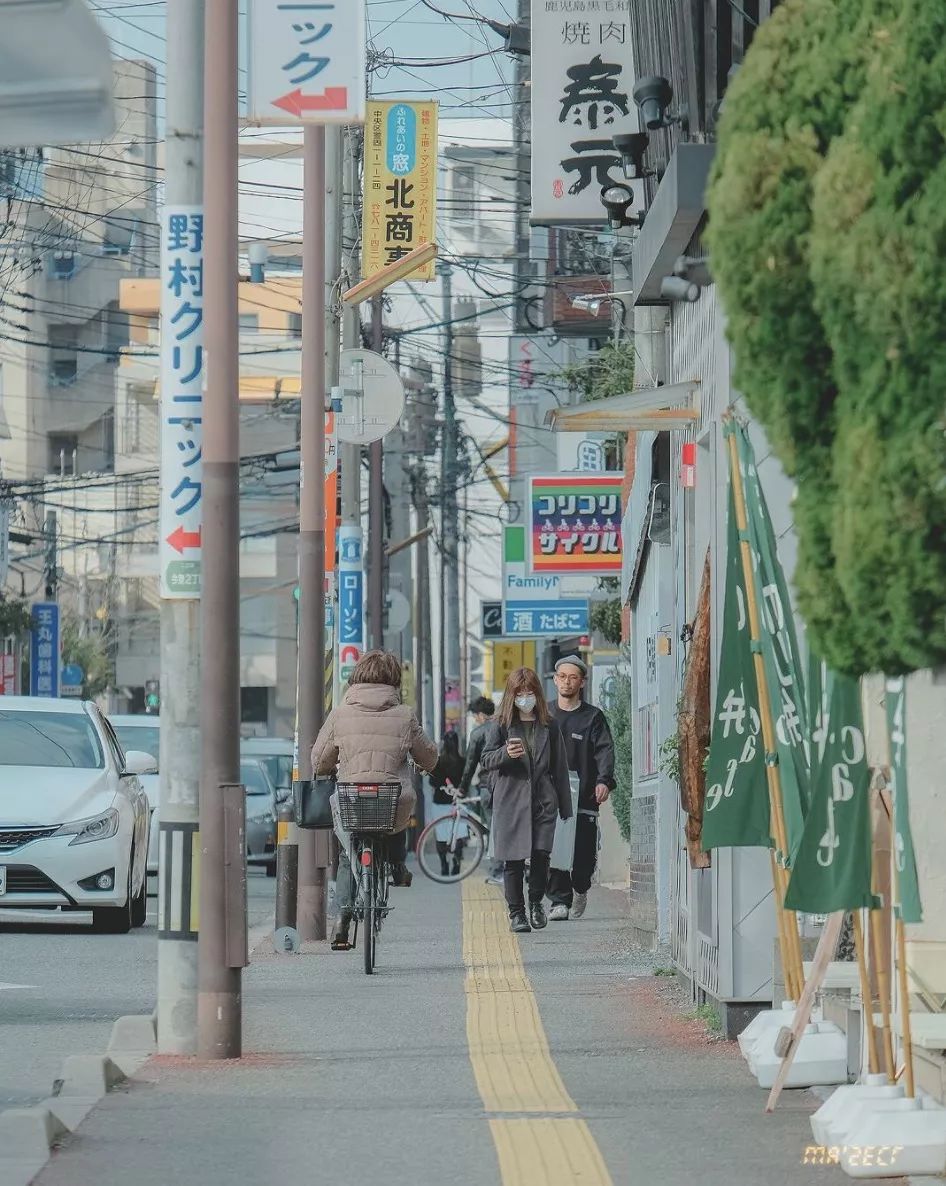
[
  {"xmin": 288, "ymin": 312, "xmax": 302, "ymax": 338},
  {"xmin": 48, "ymin": 433, "xmax": 78, "ymax": 475},
  {"xmin": 51, "ymin": 357, "xmax": 78, "ymax": 384},
  {"xmin": 52, "ymin": 252, "xmax": 76, "ymax": 280},
  {"xmin": 239, "ymin": 312, "xmax": 260, "ymax": 332},
  {"xmin": 452, "ymin": 165, "xmax": 476, "ymax": 225}
]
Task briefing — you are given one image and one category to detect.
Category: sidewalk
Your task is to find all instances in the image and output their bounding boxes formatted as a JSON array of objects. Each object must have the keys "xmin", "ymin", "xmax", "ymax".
[{"xmin": 35, "ymin": 872, "xmax": 832, "ymax": 1186}]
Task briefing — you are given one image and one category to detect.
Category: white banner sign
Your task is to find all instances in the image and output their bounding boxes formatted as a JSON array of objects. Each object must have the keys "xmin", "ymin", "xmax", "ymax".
[
  {"xmin": 248, "ymin": 0, "xmax": 366, "ymax": 125},
  {"xmin": 160, "ymin": 205, "xmax": 204, "ymax": 599},
  {"xmin": 530, "ymin": 0, "xmax": 638, "ymax": 224}
]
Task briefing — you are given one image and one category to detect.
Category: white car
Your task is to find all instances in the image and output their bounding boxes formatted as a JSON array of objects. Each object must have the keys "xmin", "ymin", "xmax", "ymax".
[
  {"xmin": 0, "ymin": 697, "xmax": 153, "ymax": 933},
  {"xmin": 109, "ymin": 714, "xmax": 161, "ymax": 881}
]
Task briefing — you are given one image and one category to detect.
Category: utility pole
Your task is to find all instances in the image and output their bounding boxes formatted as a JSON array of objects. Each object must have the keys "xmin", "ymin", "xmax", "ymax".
[
  {"xmin": 295, "ymin": 124, "xmax": 328, "ymax": 943},
  {"xmin": 198, "ymin": 0, "xmax": 243, "ymax": 1061},
  {"xmin": 43, "ymin": 511, "xmax": 57, "ymax": 600},
  {"xmin": 367, "ymin": 295, "xmax": 385, "ymax": 650},
  {"xmin": 157, "ymin": 0, "xmax": 203, "ymax": 1057},
  {"xmin": 439, "ymin": 264, "xmax": 460, "ymax": 735}
]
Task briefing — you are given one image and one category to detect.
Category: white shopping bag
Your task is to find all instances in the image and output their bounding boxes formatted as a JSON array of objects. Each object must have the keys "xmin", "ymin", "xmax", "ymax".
[{"xmin": 550, "ymin": 774, "xmax": 580, "ymax": 872}]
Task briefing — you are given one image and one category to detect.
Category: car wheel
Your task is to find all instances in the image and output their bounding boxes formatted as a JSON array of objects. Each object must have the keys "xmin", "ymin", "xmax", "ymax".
[
  {"xmin": 131, "ymin": 859, "xmax": 147, "ymax": 928},
  {"xmin": 92, "ymin": 852, "xmax": 134, "ymax": 935}
]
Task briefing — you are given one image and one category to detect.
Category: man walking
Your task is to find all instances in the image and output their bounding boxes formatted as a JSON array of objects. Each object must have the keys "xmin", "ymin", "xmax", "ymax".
[
  {"xmin": 460, "ymin": 696, "xmax": 502, "ymax": 882},
  {"xmin": 547, "ymin": 655, "xmax": 616, "ymax": 920}
]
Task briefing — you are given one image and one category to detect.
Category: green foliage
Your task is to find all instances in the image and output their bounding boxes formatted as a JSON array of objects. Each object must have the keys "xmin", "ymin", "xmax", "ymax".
[
  {"xmin": 557, "ymin": 341, "xmax": 635, "ymax": 404},
  {"xmin": 61, "ymin": 618, "xmax": 113, "ymax": 700},
  {"xmin": 685, "ymin": 1003, "xmax": 722, "ymax": 1033},
  {"xmin": 0, "ymin": 597, "xmax": 33, "ymax": 640},
  {"xmin": 657, "ymin": 734, "xmax": 680, "ymax": 784},
  {"xmin": 590, "ymin": 577, "xmax": 622, "ymax": 645},
  {"xmin": 653, "ymin": 966, "xmax": 677, "ymax": 977},
  {"xmin": 603, "ymin": 668, "xmax": 632, "ymax": 842},
  {"xmin": 707, "ymin": 0, "xmax": 946, "ymax": 676}
]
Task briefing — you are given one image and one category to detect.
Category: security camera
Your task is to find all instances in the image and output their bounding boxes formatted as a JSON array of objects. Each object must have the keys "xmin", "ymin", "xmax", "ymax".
[
  {"xmin": 660, "ymin": 275, "xmax": 700, "ymax": 303},
  {"xmin": 633, "ymin": 76, "xmax": 686, "ymax": 132},
  {"xmin": 611, "ymin": 131, "xmax": 652, "ymax": 181}
]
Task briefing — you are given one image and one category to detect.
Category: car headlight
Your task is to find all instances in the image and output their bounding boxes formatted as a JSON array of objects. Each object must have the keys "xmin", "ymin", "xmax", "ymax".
[{"xmin": 55, "ymin": 808, "xmax": 120, "ymax": 846}]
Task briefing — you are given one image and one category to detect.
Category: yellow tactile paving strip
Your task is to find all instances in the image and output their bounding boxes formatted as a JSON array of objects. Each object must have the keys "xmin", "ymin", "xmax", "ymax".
[{"xmin": 462, "ymin": 878, "xmax": 614, "ymax": 1186}]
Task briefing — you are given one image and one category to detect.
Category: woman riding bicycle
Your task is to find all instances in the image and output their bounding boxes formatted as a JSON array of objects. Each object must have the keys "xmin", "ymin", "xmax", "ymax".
[{"xmin": 311, "ymin": 649, "xmax": 438, "ymax": 951}]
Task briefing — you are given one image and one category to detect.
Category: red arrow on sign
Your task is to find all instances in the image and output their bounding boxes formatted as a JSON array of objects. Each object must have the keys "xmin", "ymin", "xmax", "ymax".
[
  {"xmin": 271, "ymin": 87, "xmax": 349, "ymax": 118},
  {"xmin": 167, "ymin": 525, "xmax": 201, "ymax": 554}
]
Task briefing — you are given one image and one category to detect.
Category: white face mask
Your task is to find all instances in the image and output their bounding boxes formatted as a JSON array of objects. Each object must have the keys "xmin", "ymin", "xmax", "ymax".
[{"xmin": 514, "ymin": 694, "xmax": 537, "ymax": 712}]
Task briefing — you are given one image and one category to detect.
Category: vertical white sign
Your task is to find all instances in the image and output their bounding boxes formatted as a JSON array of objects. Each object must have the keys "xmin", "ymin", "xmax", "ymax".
[
  {"xmin": 160, "ymin": 205, "xmax": 204, "ymax": 599},
  {"xmin": 530, "ymin": 0, "xmax": 638, "ymax": 224},
  {"xmin": 0, "ymin": 502, "xmax": 9, "ymax": 589},
  {"xmin": 247, "ymin": 0, "xmax": 367, "ymax": 125}
]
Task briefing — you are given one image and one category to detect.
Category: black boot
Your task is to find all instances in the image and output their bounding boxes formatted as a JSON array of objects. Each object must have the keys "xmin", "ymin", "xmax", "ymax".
[
  {"xmin": 436, "ymin": 841, "xmax": 449, "ymax": 877},
  {"xmin": 451, "ymin": 858, "xmax": 461, "ymax": 877},
  {"xmin": 331, "ymin": 911, "xmax": 353, "ymax": 950},
  {"xmin": 529, "ymin": 901, "xmax": 548, "ymax": 930},
  {"xmin": 509, "ymin": 908, "xmax": 531, "ymax": 934},
  {"xmin": 392, "ymin": 861, "xmax": 413, "ymax": 887}
]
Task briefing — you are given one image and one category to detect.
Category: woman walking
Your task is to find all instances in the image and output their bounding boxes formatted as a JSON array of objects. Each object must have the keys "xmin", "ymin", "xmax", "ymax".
[
  {"xmin": 430, "ymin": 731, "xmax": 467, "ymax": 877},
  {"xmin": 480, "ymin": 667, "xmax": 572, "ymax": 933}
]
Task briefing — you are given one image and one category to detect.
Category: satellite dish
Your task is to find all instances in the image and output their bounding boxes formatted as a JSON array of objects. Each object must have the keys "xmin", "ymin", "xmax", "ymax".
[{"xmin": 336, "ymin": 349, "xmax": 406, "ymax": 444}]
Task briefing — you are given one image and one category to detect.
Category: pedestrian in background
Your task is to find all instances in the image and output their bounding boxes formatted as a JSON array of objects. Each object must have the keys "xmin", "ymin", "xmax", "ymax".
[
  {"xmin": 480, "ymin": 667, "xmax": 572, "ymax": 933},
  {"xmin": 430, "ymin": 731, "xmax": 466, "ymax": 876},
  {"xmin": 546, "ymin": 655, "xmax": 616, "ymax": 921},
  {"xmin": 460, "ymin": 695, "xmax": 502, "ymax": 881}
]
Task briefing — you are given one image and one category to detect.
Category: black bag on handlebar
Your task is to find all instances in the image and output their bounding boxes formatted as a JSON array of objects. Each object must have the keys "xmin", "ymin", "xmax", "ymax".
[{"xmin": 293, "ymin": 776, "xmax": 335, "ymax": 829}]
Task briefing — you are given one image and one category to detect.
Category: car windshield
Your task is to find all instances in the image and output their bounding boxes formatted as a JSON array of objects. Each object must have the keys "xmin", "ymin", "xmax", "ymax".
[
  {"xmin": 113, "ymin": 725, "xmax": 160, "ymax": 766},
  {"xmin": 256, "ymin": 754, "xmax": 293, "ymax": 790},
  {"xmin": 0, "ymin": 710, "xmax": 104, "ymax": 769},
  {"xmin": 241, "ymin": 762, "xmax": 271, "ymax": 797}
]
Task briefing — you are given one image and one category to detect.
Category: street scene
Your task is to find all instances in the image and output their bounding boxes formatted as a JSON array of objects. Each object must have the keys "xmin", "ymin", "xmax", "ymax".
[{"xmin": 2, "ymin": 0, "xmax": 946, "ymax": 1184}]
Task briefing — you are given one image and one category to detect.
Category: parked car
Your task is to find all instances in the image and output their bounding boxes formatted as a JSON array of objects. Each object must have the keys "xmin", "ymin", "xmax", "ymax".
[
  {"xmin": 0, "ymin": 697, "xmax": 152, "ymax": 933},
  {"xmin": 109, "ymin": 714, "xmax": 161, "ymax": 884},
  {"xmin": 242, "ymin": 758, "xmax": 277, "ymax": 876},
  {"xmin": 241, "ymin": 736, "xmax": 293, "ymax": 803}
]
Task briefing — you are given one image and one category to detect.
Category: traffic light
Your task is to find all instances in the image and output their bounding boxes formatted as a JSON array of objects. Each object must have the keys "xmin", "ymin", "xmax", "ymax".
[{"xmin": 144, "ymin": 679, "xmax": 160, "ymax": 715}]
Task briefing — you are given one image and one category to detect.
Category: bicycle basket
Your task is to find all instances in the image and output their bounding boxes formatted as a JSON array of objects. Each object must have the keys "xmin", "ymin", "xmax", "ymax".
[{"xmin": 336, "ymin": 782, "xmax": 401, "ymax": 834}]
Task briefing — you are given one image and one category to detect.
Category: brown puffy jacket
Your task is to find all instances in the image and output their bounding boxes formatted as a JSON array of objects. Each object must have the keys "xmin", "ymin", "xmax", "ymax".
[{"xmin": 310, "ymin": 682, "xmax": 438, "ymax": 831}]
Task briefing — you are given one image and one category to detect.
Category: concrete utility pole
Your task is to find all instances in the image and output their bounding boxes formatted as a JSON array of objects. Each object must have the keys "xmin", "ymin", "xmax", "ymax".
[
  {"xmin": 198, "ymin": 0, "xmax": 244, "ymax": 1060},
  {"xmin": 157, "ymin": 0, "xmax": 203, "ymax": 1057},
  {"xmin": 295, "ymin": 124, "xmax": 328, "ymax": 943},
  {"xmin": 367, "ymin": 295, "xmax": 385, "ymax": 649},
  {"xmin": 439, "ymin": 264, "xmax": 460, "ymax": 735}
]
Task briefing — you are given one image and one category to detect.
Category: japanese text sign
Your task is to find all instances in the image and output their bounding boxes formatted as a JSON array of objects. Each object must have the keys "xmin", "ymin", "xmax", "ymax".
[
  {"xmin": 160, "ymin": 204, "xmax": 204, "ymax": 599},
  {"xmin": 530, "ymin": 0, "xmax": 638, "ymax": 224},
  {"xmin": 528, "ymin": 474, "xmax": 622, "ymax": 574},
  {"xmin": 362, "ymin": 101, "xmax": 437, "ymax": 281},
  {"xmin": 337, "ymin": 525, "xmax": 364, "ymax": 683},
  {"xmin": 248, "ymin": 0, "xmax": 366, "ymax": 124},
  {"xmin": 30, "ymin": 603, "xmax": 60, "ymax": 698}
]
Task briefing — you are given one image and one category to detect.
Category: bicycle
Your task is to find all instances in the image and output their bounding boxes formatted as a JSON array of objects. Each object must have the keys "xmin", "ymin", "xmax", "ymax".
[
  {"xmin": 415, "ymin": 783, "xmax": 489, "ymax": 884},
  {"xmin": 336, "ymin": 782, "xmax": 401, "ymax": 975}
]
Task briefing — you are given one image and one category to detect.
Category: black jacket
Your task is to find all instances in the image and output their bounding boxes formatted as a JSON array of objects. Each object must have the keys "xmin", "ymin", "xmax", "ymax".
[
  {"xmin": 548, "ymin": 699, "xmax": 616, "ymax": 812},
  {"xmin": 460, "ymin": 720, "xmax": 491, "ymax": 794}
]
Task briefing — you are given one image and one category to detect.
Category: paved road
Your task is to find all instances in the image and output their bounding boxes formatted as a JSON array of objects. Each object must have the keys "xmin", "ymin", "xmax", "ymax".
[{"xmin": 0, "ymin": 872, "xmax": 275, "ymax": 1108}]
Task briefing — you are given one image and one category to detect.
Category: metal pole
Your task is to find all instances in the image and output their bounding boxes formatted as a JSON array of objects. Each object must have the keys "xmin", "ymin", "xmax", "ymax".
[
  {"xmin": 198, "ymin": 0, "xmax": 242, "ymax": 1060},
  {"xmin": 296, "ymin": 123, "xmax": 328, "ymax": 943},
  {"xmin": 158, "ymin": 0, "xmax": 204, "ymax": 1055},
  {"xmin": 440, "ymin": 265, "xmax": 459, "ymax": 734},
  {"xmin": 368, "ymin": 295, "xmax": 384, "ymax": 649},
  {"xmin": 460, "ymin": 447, "xmax": 469, "ymax": 739}
]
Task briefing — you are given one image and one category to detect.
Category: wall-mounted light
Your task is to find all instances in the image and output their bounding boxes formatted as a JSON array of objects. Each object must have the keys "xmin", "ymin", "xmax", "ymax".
[
  {"xmin": 611, "ymin": 132, "xmax": 653, "ymax": 181},
  {"xmin": 633, "ymin": 76, "xmax": 688, "ymax": 133},
  {"xmin": 600, "ymin": 183, "xmax": 642, "ymax": 230},
  {"xmin": 660, "ymin": 255, "xmax": 713, "ymax": 303}
]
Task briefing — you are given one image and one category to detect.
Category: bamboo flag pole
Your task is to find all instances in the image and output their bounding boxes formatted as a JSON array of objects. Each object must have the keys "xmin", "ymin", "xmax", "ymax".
[
  {"xmin": 852, "ymin": 910, "xmax": 879, "ymax": 1075},
  {"xmin": 725, "ymin": 421, "xmax": 805, "ymax": 1001},
  {"xmin": 871, "ymin": 782, "xmax": 896, "ymax": 1080},
  {"xmin": 895, "ymin": 917, "xmax": 915, "ymax": 1097}
]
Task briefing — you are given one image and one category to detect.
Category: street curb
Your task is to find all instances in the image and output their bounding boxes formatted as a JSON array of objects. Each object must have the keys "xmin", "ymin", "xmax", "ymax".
[{"xmin": 0, "ymin": 1015, "xmax": 155, "ymax": 1186}]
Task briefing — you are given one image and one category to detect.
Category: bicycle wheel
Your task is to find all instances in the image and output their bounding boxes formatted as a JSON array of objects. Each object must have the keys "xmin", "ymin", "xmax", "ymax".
[
  {"xmin": 416, "ymin": 812, "xmax": 486, "ymax": 884},
  {"xmin": 363, "ymin": 848, "xmax": 376, "ymax": 975}
]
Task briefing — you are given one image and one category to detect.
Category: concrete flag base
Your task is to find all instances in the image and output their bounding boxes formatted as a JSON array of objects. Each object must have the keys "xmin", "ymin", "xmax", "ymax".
[
  {"xmin": 839, "ymin": 1102, "xmax": 946, "ymax": 1178},
  {"xmin": 811, "ymin": 1074, "xmax": 904, "ymax": 1146},
  {"xmin": 751, "ymin": 1021, "xmax": 848, "ymax": 1089}
]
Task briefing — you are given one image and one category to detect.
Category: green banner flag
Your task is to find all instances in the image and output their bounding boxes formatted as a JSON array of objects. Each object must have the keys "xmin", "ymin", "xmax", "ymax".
[
  {"xmin": 885, "ymin": 677, "xmax": 922, "ymax": 923},
  {"xmin": 785, "ymin": 665, "xmax": 876, "ymax": 912},
  {"xmin": 702, "ymin": 485, "xmax": 770, "ymax": 851},
  {"xmin": 735, "ymin": 422, "xmax": 810, "ymax": 861}
]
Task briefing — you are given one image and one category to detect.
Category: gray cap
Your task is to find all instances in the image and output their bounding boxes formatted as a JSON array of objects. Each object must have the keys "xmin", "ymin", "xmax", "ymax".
[{"xmin": 555, "ymin": 654, "xmax": 587, "ymax": 676}]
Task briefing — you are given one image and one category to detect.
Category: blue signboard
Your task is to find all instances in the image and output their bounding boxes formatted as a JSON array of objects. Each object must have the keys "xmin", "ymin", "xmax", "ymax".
[
  {"xmin": 339, "ymin": 571, "xmax": 364, "ymax": 646},
  {"xmin": 386, "ymin": 104, "xmax": 417, "ymax": 174},
  {"xmin": 503, "ymin": 600, "xmax": 590, "ymax": 638},
  {"xmin": 30, "ymin": 602, "xmax": 60, "ymax": 697}
]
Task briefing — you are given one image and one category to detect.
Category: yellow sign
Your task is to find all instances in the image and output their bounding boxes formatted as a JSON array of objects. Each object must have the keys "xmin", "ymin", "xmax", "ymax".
[
  {"xmin": 492, "ymin": 640, "xmax": 537, "ymax": 696},
  {"xmin": 363, "ymin": 101, "xmax": 438, "ymax": 281}
]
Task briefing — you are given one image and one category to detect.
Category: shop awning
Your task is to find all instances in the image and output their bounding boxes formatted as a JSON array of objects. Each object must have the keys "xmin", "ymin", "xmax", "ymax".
[{"xmin": 544, "ymin": 379, "xmax": 700, "ymax": 433}]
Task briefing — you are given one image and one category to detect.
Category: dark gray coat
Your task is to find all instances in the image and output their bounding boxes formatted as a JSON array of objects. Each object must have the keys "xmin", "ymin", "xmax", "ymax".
[{"xmin": 479, "ymin": 718, "xmax": 572, "ymax": 861}]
